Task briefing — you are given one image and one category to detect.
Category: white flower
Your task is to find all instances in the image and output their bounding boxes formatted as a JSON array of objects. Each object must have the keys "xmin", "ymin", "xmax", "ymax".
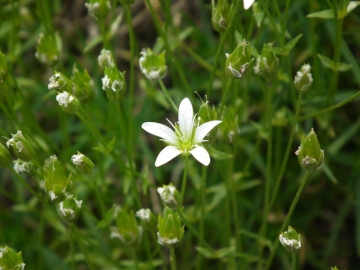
[
  {"xmin": 244, "ymin": 0, "xmax": 255, "ymax": 10},
  {"xmin": 71, "ymin": 153, "xmax": 84, "ymax": 166},
  {"xmin": 142, "ymin": 98, "xmax": 222, "ymax": 166},
  {"xmin": 135, "ymin": 209, "xmax": 151, "ymax": 221},
  {"xmin": 98, "ymin": 49, "xmax": 114, "ymax": 68},
  {"xmin": 13, "ymin": 159, "xmax": 32, "ymax": 174},
  {"xmin": 56, "ymin": 92, "xmax": 74, "ymax": 107},
  {"xmin": 279, "ymin": 233, "xmax": 301, "ymax": 250}
]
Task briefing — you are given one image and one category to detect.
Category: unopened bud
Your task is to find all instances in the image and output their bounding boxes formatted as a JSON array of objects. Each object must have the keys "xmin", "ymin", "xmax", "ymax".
[
  {"xmin": 56, "ymin": 92, "xmax": 80, "ymax": 114},
  {"xmin": 44, "ymin": 155, "xmax": 68, "ymax": 201},
  {"xmin": 102, "ymin": 66, "xmax": 126, "ymax": 100},
  {"xmin": 35, "ymin": 33, "xmax": 59, "ymax": 65},
  {"xmin": 85, "ymin": 0, "xmax": 111, "ymax": 20},
  {"xmin": 13, "ymin": 159, "xmax": 33, "ymax": 174},
  {"xmin": 136, "ymin": 208, "xmax": 157, "ymax": 231},
  {"xmin": 212, "ymin": 0, "xmax": 230, "ymax": 32},
  {"xmin": 253, "ymin": 43, "xmax": 279, "ymax": 81},
  {"xmin": 0, "ymin": 143, "xmax": 12, "ymax": 168},
  {"xmin": 295, "ymin": 128, "xmax": 324, "ymax": 172},
  {"xmin": 157, "ymin": 207, "xmax": 184, "ymax": 248},
  {"xmin": 225, "ymin": 40, "xmax": 254, "ymax": 78},
  {"xmin": 111, "ymin": 206, "xmax": 141, "ymax": 245},
  {"xmin": 48, "ymin": 71, "xmax": 73, "ymax": 92},
  {"xmin": 279, "ymin": 226, "xmax": 302, "ymax": 253},
  {"xmin": 98, "ymin": 49, "xmax": 114, "ymax": 69},
  {"xmin": 57, "ymin": 192, "xmax": 82, "ymax": 224},
  {"xmin": 0, "ymin": 246, "xmax": 25, "ymax": 270},
  {"xmin": 157, "ymin": 184, "xmax": 181, "ymax": 210},
  {"xmin": 71, "ymin": 152, "xmax": 94, "ymax": 175},
  {"xmin": 6, "ymin": 131, "xmax": 35, "ymax": 162},
  {"xmin": 294, "ymin": 64, "xmax": 313, "ymax": 92},
  {"xmin": 139, "ymin": 48, "xmax": 167, "ymax": 80},
  {"xmin": 0, "ymin": 51, "xmax": 8, "ymax": 83},
  {"xmin": 72, "ymin": 64, "xmax": 95, "ymax": 103}
]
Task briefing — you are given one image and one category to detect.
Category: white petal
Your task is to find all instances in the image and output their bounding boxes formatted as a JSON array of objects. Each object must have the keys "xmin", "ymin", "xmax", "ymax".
[
  {"xmin": 155, "ymin": 146, "xmax": 182, "ymax": 167},
  {"xmin": 194, "ymin": 120, "xmax": 222, "ymax": 143},
  {"xmin": 189, "ymin": 146, "xmax": 210, "ymax": 166},
  {"xmin": 178, "ymin": 98, "xmax": 194, "ymax": 139},
  {"xmin": 142, "ymin": 122, "xmax": 178, "ymax": 145},
  {"xmin": 244, "ymin": 0, "xmax": 255, "ymax": 10}
]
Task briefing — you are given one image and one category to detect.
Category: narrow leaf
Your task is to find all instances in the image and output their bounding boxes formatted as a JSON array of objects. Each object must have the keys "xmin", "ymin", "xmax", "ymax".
[
  {"xmin": 318, "ymin": 54, "xmax": 336, "ymax": 70},
  {"xmin": 307, "ymin": 9, "xmax": 334, "ymax": 19},
  {"xmin": 285, "ymin": 34, "xmax": 303, "ymax": 53},
  {"xmin": 83, "ymin": 36, "xmax": 102, "ymax": 53},
  {"xmin": 207, "ymin": 146, "xmax": 233, "ymax": 160}
]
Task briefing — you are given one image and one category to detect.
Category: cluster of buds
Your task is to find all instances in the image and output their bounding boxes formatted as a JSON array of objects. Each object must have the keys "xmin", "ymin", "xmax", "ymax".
[
  {"xmin": 135, "ymin": 208, "xmax": 157, "ymax": 231},
  {"xmin": 157, "ymin": 207, "xmax": 184, "ymax": 247},
  {"xmin": 43, "ymin": 155, "xmax": 68, "ymax": 201},
  {"xmin": 71, "ymin": 152, "xmax": 94, "ymax": 175},
  {"xmin": 0, "ymin": 51, "xmax": 8, "ymax": 83},
  {"xmin": 6, "ymin": 131, "xmax": 35, "ymax": 162},
  {"xmin": 139, "ymin": 48, "xmax": 167, "ymax": 81},
  {"xmin": 294, "ymin": 64, "xmax": 313, "ymax": 92},
  {"xmin": 279, "ymin": 226, "xmax": 302, "ymax": 253},
  {"xmin": 35, "ymin": 33, "xmax": 59, "ymax": 65},
  {"xmin": 57, "ymin": 192, "xmax": 83, "ymax": 224},
  {"xmin": 0, "ymin": 246, "xmax": 25, "ymax": 270},
  {"xmin": 102, "ymin": 65, "xmax": 126, "ymax": 100},
  {"xmin": 84, "ymin": 0, "xmax": 111, "ymax": 20},
  {"xmin": 111, "ymin": 206, "xmax": 142, "ymax": 245},
  {"xmin": 295, "ymin": 128, "xmax": 324, "ymax": 172},
  {"xmin": 71, "ymin": 64, "xmax": 95, "ymax": 103},
  {"xmin": 157, "ymin": 184, "xmax": 181, "ymax": 210},
  {"xmin": 211, "ymin": 0, "xmax": 230, "ymax": 32},
  {"xmin": 225, "ymin": 40, "xmax": 254, "ymax": 79},
  {"xmin": 253, "ymin": 43, "xmax": 279, "ymax": 81}
]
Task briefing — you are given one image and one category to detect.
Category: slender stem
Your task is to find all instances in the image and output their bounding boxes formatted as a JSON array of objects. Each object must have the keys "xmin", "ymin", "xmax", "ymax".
[
  {"xmin": 124, "ymin": 4, "xmax": 135, "ymax": 111},
  {"xmin": 158, "ymin": 79, "xmax": 179, "ymax": 113},
  {"xmin": 218, "ymin": 78, "xmax": 234, "ymax": 116},
  {"xmin": 71, "ymin": 225, "xmax": 96, "ymax": 270},
  {"xmin": 69, "ymin": 226, "xmax": 76, "ymax": 270},
  {"xmin": 264, "ymin": 171, "xmax": 310, "ymax": 269},
  {"xmin": 151, "ymin": 233, "xmax": 168, "ymax": 270},
  {"xmin": 291, "ymin": 252, "xmax": 297, "ymax": 270},
  {"xmin": 176, "ymin": 209, "xmax": 214, "ymax": 254},
  {"xmin": 131, "ymin": 248, "xmax": 139, "ymax": 270},
  {"xmin": 196, "ymin": 166, "xmax": 207, "ymax": 270},
  {"xmin": 169, "ymin": 247, "xmax": 177, "ymax": 270},
  {"xmin": 180, "ymin": 156, "xmax": 189, "ymax": 205},
  {"xmin": 89, "ymin": 174, "xmax": 106, "ymax": 219}
]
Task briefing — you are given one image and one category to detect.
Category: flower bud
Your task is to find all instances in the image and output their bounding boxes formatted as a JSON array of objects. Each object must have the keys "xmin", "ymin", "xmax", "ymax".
[
  {"xmin": 13, "ymin": 159, "xmax": 33, "ymax": 174},
  {"xmin": 139, "ymin": 48, "xmax": 167, "ymax": 80},
  {"xmin": 253, "ymin": 43, "xmax": 279, "ymax": 81},
  {"xmin": 44, "ymin": 155, "xmax": 68, "ymax": 201},
  {"xmin": 0, "ymin": 246, "xmax": 25, "ymax": 270},
  {"xmin": 6, "ymin": 131, "xmax": 35, "ymax": 162},
  {"xmin": 0, "ymin": 51, "xmax": 8, "ymax": 83},
  {"xmin": 48, "ymin": 71, "xmax": 73, "ymax": 92},
  {"xmin": 225, "ymin": 40, "xmax": 254, "ymax": 78},
  {"xmin": 135, "ymin": 208, "xmax": 157, "ymax": 231},
  {"xmin": 71, "ymin": 152, "xmax": 94, "ymax": 175},
  {"xmin": 0, "ymin": 143, "xmax": 12, "ymax": 168},
  {"xmin": 56, "ymin": 92, "xmax": 80, "ymax": 114},
  {"xmin": 102, "ymin": 66, "xmax": 126, "ymax": 100},
  {"xmin": 71, "ymin": 64, "xmax": 95, "ymax": 103},
  {"xmin": 211, "ymin": 0, "xmax": 230, "ymax": 32},
  {"xmin": 57, "ymin": 192, "xmax": 82, "ymax": 224},
  {"xmin": 35, "ymin": 33, "xmax": 59, "ymax": 65},
  {"xmin": 85, "ymin": 0, "xmax": 111, "ymax": 21},
  {"xmin": 295, "ymin": 128, "xmax": 324, "ymax": 172},
  {"xmin": 111, "ymin": 206, "xmax": 141, "ymax": 245},
  {"xmin": 294, "ymin": 64, "xmax": 313, "ymax": 92},
  {"xmin": 98, "ymin": 49, "xmax": 114, "ymax": 69},
  {"xmin": 157, "ymin": 207, "xmax": 184, "ymax": 248},
  {"xmin": 279, "ymin": 226, "xmax": 302, "ymax": 253},
  {"xmin": 157, "ymin": 184, "xmax": 181, "ymax": 210}
]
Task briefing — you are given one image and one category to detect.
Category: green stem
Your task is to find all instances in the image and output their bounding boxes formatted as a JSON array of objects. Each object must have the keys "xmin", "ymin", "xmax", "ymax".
[
  {"xmin": 218, "ymin": 78, "xmax": 234, "ymax": 116},
  {"xmin": 170, "ymin": 247, "xmax": 177, "ymax": 270},
  {"xmin": 180, "ymin": 156, "xmax": 189, "ymax": 205},
  {"xmin": 9, "ymin": 167, "xmax": 56, "ymax": 214},
  {"xmin": 158, "ymin": 79, "xmax": 179, "ymax": 113},
  {"xmin": 69, "ymin": 226, "xmax": 76, "ymax": 270},
  {"xmin": 300, "ymin": 90, "xmax": 360, "ymax": 121},
  {"xmin": 196, "ymin": 166, "xmax": 207, "ymax": 270},
  {"xmin": 264, "ymin": 171, "xmax": 310, "ymax": 269},
  {"xmin": 71, "ymin": 225, "xmax": 96, "ymax": 270},
  {"xmin": 131, "ymin": 248, "xmax": 139, "ymax": 270},
  {"xmin": 89, "ymin": 174, "xmax": 106, "ymax": 219},
  {"xmin": 291, "ymin": 252, "xmax": 297, "ymax": 270},
  {"xmin": 176, "ymin": 209, "xmax": 214, "ymax": 254},
  {"xmin": 124, "ymin": 4, "xmax": 135, "ymax": 111}
]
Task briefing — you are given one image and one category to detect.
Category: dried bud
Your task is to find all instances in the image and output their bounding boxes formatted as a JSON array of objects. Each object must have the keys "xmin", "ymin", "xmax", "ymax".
[
  {"xmin": 0, "ymin": 51, "xmax": 8, "ymax": 83},
  {"xmin": 212, "ymin": 0, "xmax": 230, "ymax": 32},
  {"xmin": 157, "ymin": 207, "xmax": 184, "ymax": 248},
  {"xmin": 0, "ymin": 246, "xmax": 25, "ymax": 270},
  {"xmin": 225, "ymin": 40, "xmax": 254, "ymax": 78},
  {"xmin": 139, "ymin": 48, "xmax": 167, "ymax": 80},
  {"xmin": 294, "ymin": 64, "xmax": 313, "ymax": 92},
  {"xmin": 102, "ymin": 66, "xmax": 126, "ymax": 100},
  {"xmin": 295, "ymin": 128, "xmax": 324, "ymax": 172},
  {"xmin": 72, "ymin": 64, "xmax": 95, "ymax": 103},
  {"xmin": 35, "ymin": 33, "xmax": 59, "ymax": 65},
  {"xmin": 253, "ymin": 43, "xmax": 279, "ymax": 81},
  {"xmin": 6, "ymin": 131, "xmax": 35, "ymax": 162},
  {"xmin": 111, "ymin": 206, "xmax": 141, "ymax": 245},
  {"xmin": 279, "ymin": 226, "xmax": 302, "ymax": 253},
  {"xmin": 13, "ymin": 159, "xmax": 33, "ymax": 174},
  {"xmin": 136, "ymin": 208, "xmax": 157, "ymax": 231},
  {"xmin": 56, "ymin": 92, "xmax": 80, "ymax": 114},
  {"xmin": 0, "ymin": 143, "xmax": 12, "ymax": 168},
  {"xmin": 57, "ymin": 192, "xmax": 82, "ymax": 224},
  {"xmin": 44, "ymin": 155, "xmax": 68, "ymax": 201},
  {"xmin": 157, "ymin": 184, "xmax": 181, "ymax": 210},
  {"xmin": 98, "ymin": 49, "xmax": 114, "ymax": 69},
  {"xmin": 71, "ymin": 152, "xmax": 94, "ymax": 175},
  {"xmin": 48, "ymin": 71, "xmax": 73, "ymax": 92}
]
